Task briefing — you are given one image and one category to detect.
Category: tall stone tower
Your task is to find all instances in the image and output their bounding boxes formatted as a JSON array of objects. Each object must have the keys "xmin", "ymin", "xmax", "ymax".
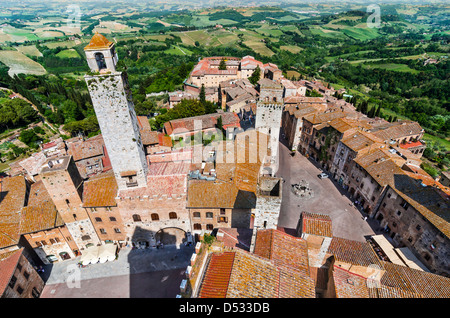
[
  {"xmin": 255, "ymin": 101, "xmax": 283, "ymax": 175},
  {"xmin": 249, "ymin": 176, "xmax": 283, "ymax": 253},
  {"xmin": 84, "ymin": 33, "xmax": 148, "ymax": 191},
  {"xmin": 40, "ymin": 156, "xmax": 100, "ymax": 251},
  {"xmin": 255, "ymin": 78, "xmax": 284, "ymax": 176}
]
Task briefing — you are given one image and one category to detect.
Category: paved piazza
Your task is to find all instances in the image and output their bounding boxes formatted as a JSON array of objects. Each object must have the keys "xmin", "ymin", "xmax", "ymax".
[
  {"xmin": 276, "ymin": 137, "xmax": 377, "ymax": 242},
  {"xmin": 40, "ymin": 245, "xmax": 194, "ymax": 298}
]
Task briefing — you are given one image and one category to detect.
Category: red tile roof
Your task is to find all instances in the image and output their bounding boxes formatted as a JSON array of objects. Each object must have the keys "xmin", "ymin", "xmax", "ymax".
[
  {"xmin": 0, "ymin": 176, "xmax": 27, "ymax": 248},
  {"xmin": 333, "ymin": 266, "xmax": 370, "ymax": 298},
  {"xmin": 254, "ymin": 229, "xmax": 310, "ymax": 275},
  {"xmin": 399, "ymin": 140, "xmax": 425, "ymax": 149},
  {"xmin": 327, "ymin": 236, "xmax": 382, "ymax": 267},
  {"xmin": 300, "ymin": 212, "xmax": 333, "ymax": 237},
  {"xmin": 0, "ymin": 249, "xmax": 23, "ymax": 295},
  {"xmin": 198, "ymin": 252, "xmax": 235, "ymax": 298},
  {"xmin": 82, "ymin": 171, "xmax": 118, "ymax": 208}
]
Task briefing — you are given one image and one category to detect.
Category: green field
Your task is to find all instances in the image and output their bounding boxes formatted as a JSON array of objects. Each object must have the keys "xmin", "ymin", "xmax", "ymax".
[
  {"xmin": 255, "ymin": 24, "xmax": 284, "ymax": 37},
  {"xmin": 56, "ymin": 49, "xmax": 80, "ymax": 58},
  {"xmin": 280, "ymin": 45, "xmax": 303, "ymax": 54},
  {"xmin": 340, "ymin": 25, "xmax": 381, "ymax": 41},
  {"xmin": 423, "ymin": 133, "xmax": 450, "ymax": 152},
  {"xmin": 0, "ymin": 50, "xmax": 46, "ymax": 76},
  {"xmin": 363, "ymin": 63, "xmax": 420, "ymax": 74},
  {"xmin": 164, "ymin": 45, "xmax": 193, "ymax": 55},
  {"xmin": 16, "ymin": 45, "xmax": 42, "ymax": 57}
]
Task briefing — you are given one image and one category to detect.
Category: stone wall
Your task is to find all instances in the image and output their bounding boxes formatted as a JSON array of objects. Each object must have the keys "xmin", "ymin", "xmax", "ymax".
[{"xmin": 117, "ymin": 194, "xmax": 191, "ymax": 247}]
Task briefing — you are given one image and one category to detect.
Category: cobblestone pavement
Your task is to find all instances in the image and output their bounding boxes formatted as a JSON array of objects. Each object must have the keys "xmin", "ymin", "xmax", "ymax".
[
  {"xmin": 40, "ymin": 245, "xmax": 194, "ymax": 298},
  {"xmin": 276, "ymin": 138, "xmax": 376, "ymax": 242}
]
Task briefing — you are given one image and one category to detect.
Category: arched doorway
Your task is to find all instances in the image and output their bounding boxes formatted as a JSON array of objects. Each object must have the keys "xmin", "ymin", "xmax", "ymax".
[{"xmin": 155, "ymin": 227, "xmax": 187, "ymax": 247}]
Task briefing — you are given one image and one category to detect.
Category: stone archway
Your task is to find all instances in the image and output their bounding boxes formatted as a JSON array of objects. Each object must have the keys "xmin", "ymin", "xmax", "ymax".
[{"xmin": 155, "ymin": 227, "xmax": 187, "ymax": 247}]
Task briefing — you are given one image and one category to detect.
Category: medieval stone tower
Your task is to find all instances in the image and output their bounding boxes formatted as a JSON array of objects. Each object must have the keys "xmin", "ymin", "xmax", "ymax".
[
  {"xmin": 249, "ymin": 176, "xmax": 283, "ymax": 252},
  {"xmin": 254, "ymin": 101, "xmax": 283, "ymax": 175},
  {"xmin": 254, "ymin": 78, "xmax": 284, "ymax": 175},
  {"xmin": 84, "ymin": 33, "xmax": 148, "ymax": 191},
  {"xmin": 40, "ymin": 156, "xmax": 100, "ymax": 251}
]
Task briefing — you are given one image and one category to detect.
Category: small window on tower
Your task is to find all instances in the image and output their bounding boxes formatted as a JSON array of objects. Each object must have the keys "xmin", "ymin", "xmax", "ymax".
[{"xmin": 95, "ymin": 52, "xmax": 106, "ymax": 70}]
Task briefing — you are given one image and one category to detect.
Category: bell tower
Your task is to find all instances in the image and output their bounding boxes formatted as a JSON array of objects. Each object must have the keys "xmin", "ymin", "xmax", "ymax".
[{"xmin": 84, "ymin": 33, "xmax": 148, "ymax": 191}]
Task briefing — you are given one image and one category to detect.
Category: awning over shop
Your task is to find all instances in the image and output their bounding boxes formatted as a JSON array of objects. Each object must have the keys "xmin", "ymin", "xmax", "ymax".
[
  {"xmin": 98, "ymin": 243, "xmax": 118, "ymax": 263},
  {"xmin": 395, "ymin": 247, "xmax": 429, "ymax": 272},
  {"xmin": 79, "ymin": 244, "xmax": 118, "ymax": 265},
  {"xmin": 371, "ymin": 235, "xmax": 404, "ymax": 266},
  {"xmin": 80, "ymin": 246, "xmax": 100, "ymax": 266}
]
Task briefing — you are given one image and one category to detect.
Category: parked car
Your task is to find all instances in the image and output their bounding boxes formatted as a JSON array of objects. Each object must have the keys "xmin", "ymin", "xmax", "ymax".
[{"xmin": 318, "ymin": 172, "xmax": 329, "ymax": 179}]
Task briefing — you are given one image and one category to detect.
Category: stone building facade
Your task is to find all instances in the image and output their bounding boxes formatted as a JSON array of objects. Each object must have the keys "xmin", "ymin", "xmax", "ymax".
[
  {"xmin": 374, "ymin": 183, "xmax": 449, "ymax": 277},
  {"xmin": 82, "ymin": 172, "xmax": 127, "ymax": 244},
  {"xmin": 23, "ymin": 226, "xmax": 77, "ymax": 264},
  {"xmin": 0, "ymin": 249, "xmax": 44, "ymax": 298},
  {"xmin": 40, "ymin": 156, "xmax": 100, "ymax": 251}
]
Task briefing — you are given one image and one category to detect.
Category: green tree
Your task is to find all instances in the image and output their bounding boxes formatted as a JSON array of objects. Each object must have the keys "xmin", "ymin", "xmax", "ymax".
[
  {"xmin": 249, "ymin": 66, "xmax": 261, "ymax": 85},
  {"xmin": 199, "ymin": 84, "xmax": 206, "ymax": 105},
  {"xmin": 19, "ymin": 129, "xmax": 41, "ymax": 148},
  {"xmin": 219, "ymin": 58, "xmax": 227, "ymax": 70}
]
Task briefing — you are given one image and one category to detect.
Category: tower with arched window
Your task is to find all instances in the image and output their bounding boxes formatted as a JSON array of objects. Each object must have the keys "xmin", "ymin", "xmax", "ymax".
[{"xmin": 84, "ymin": 33, "xmax": 148, "ymax": 191}]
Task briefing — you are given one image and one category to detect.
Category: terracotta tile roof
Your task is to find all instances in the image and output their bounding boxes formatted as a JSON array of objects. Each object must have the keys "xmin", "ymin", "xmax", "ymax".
[
  {"xmin": 190, "ymin": 57, "xmax": 240, "ymax": 77},
  {"xmin": 225, "ymin": 249, "xmax": 315, "ymax": 298},
  {"xmin": 240, "ymin": 55, "xmax": 264, "ymax": 70},
  {"xmin": 118, "ymin": 162, "xmax": 190, "ymax": 198},
  {"xmin": 84, "ymin": 32, "xmax": 114, "ymax": 50},
  {"xmin": 67, "ymin": 134, "xmax": 105, "ymax": 161},
  {"xmin": 365, "ymin": 158, "xmax": 406, "ymax": 187},
  {"xmin": 371, "ymin": 121, "xmax": 423, "ymax": 141},
  {"xmin": 368, "ymin": 285, "xmax": 421, "ymax": 298},
  {"xmin": 329, "ymin": 117, "xmax": 373, "ymax": 134},
  {"xmin": 327, "ymin": 237, "xmax": 382, "ymax": 267},
  {"xmin": 141, "ymin": 130, "xmax": 159, "ymax": 145},
  {"xmin": 333, "ymin": 266, "xmax": 370, "ymax": 298},
  {"xmin": 19, "ymin": 181, "xmax": 63, "ymax": 234},
  {"xmin": 0, "ymin": 248, "xmax": 23, "ymax": 295},
  {"xmin": 198, "ymin": 252, "xmax": 235, "ymax": 298},
  {"xmin": 341, "ymin": 130, "xmax": 384, "ymax": 153},
  {"xmin": 399, "ymin": 140, "xmax": 425, "ymax": 149},
  {"xmin": 254, "ymin": 229, "xmax": 310, "ymax": 275},
  {"xmin": 300, "ymin": 212, "xmax": 333, "ymax": 237},
  {"xmin": 164, "ymin": 112, "xmax": 240, "ymax": 136},
  {"xmin": 187, "ymin": 179, "xmax": 256, "ymax": 209},
  {"xmin": 158, "ymin": 133, "xmax": 173, "ymax": 148},
  {"xmin": 82, "ymin": 171, "xmax": 118, "ymax": 208},
  {"xmin": 0, "ymin": 176, "xmax": 27, "ymax": 248},
  {"xmin": 379, "ymin": 261, "xmax": 450, "ymax": 298},
  {"xmin": 303, "ymin": 110, "xmax": 348, "ymax": 125},
  {"xmin": 284, "ymin": 96, "xmax": 325, "ymax": 105}
]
